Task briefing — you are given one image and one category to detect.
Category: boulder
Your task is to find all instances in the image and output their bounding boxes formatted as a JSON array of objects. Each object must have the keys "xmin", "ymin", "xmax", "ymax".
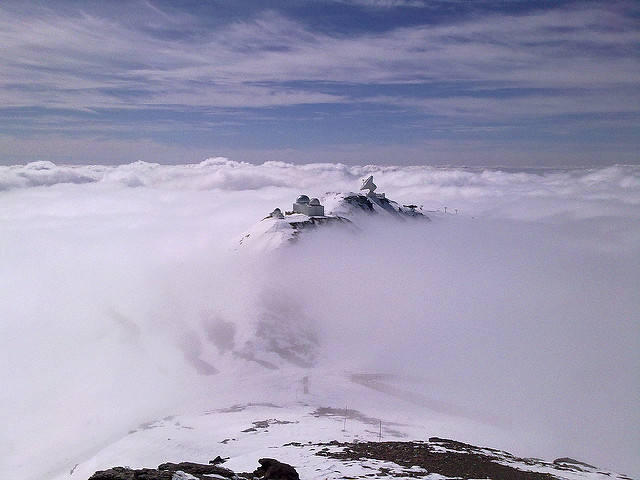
[
  {"xmin": 253, "ymin": 458, "xmax": 300, "ymax": 480},
  {"xmin": 158, "ymin": 462, "xmax": 235, "ymax": 477},
  {"xmin": 88, "ymin": 466, "xmax": 172, "ymax": 480}
]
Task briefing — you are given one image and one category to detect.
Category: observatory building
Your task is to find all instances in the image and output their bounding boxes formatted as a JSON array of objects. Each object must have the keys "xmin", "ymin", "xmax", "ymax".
[{"xmin": 293, "ymin": 195, "xmax": 325, "ymax": 216}]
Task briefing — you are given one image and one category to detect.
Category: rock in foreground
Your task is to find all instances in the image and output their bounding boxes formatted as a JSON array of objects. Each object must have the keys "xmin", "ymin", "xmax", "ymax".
[
  {"xmin": 88, "ymin": 458, "xmax": 298, "ymax": 480},
  {"xmin": 88, "ymin": 439, "xmax": 634, "ymax": 480}
]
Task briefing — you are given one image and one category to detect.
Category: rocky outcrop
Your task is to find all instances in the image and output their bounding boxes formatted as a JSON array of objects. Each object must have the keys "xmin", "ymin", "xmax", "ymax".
[
  {"xmin": 88, "ymin": 467, "xmax": 173, "ymax": 480},
  {"xmin": 239, "ymin": 187, "xmax": 427, "ymax": 252},
  {"xmin": 88, "ymin": 440, "xmax": 631, "ymax": 480},
  {"xmin": 306, "ymin": 438, "xmax": 631, "ymax": 480},
  {"xmin": 253, "ymin": 458, "xmax": 300, "ymax": 480},
  {"xmin": 322, "ymin": 191, "xmax": 428, "ymax": 220},
  {"xmin": 157, "ymin": 462, "xmax": 235, "ymax": 477},
  {"xmin": 89, "ymin": 458, "xmax": 300, "ymax": 480}
]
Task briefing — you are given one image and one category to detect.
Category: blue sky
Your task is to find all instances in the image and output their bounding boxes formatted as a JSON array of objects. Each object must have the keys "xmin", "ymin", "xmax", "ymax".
[{"xmin": 0, "ymin": 0, "xmax": 638, "ymax": 166}]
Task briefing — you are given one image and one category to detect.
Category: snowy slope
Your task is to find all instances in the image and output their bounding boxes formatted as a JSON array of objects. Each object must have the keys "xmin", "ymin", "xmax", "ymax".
[{"xmin": 57, "ymin": 368, "xmax": 630, "ymax": 480}]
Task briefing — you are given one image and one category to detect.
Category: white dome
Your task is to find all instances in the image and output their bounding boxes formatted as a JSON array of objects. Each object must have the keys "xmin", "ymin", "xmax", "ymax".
[
  {"xmin": 309, "ymin": 198, "xmax": 320, "ymax": 206},
  {"xmin": 296, "ymin": 195, "xmax": 310, "ymax": 204}
]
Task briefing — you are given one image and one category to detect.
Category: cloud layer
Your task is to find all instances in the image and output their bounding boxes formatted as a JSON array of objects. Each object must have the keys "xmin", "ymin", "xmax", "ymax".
[
  {"xmin": 2, "ymin": 158, "xmax": 639, "ymax": 220},
  {"xmin": 1, "ymin": 160, "xmax": 639, "ymax": 479}
]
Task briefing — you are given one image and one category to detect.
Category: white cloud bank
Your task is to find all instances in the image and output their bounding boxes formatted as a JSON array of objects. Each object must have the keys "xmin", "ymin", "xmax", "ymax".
[
  {"xmin": 2, "ymin": 158, "xmax": 639, "ymax": 219},
  {"xmin": 0, "ymin": 160, "xmax": 638, "ymax": 479}
]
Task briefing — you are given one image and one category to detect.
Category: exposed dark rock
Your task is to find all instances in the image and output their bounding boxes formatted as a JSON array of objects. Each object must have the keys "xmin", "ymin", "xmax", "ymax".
[
  {"xmin": 343, "ymin": 194, "xmax": 375, "ymax": 212},
  {"xmin": 88, "ymin": 459, "xmax": 300, "ymax": 480},
  {"xmin": 338, "ymin": 192, "xmax": 428, "ymax": 220},
  {"xmin": 88, "ymin": 466, "xmax": 173, "ymax": 480},
  {"xmin": 314, "ymin": 440, "xmax": 557, "ymax": 480},
  {"xmin": 209, "ymin": 455, "xmax": 228, "ymax": 465},
  {"xmin": 157, "ymin": 461, "xmax": 235, "ymax": 477},
  {"xmin": 89, "ymin": 462, "xmax": 236, "ymax": 480},
  {"xmin": 287, "ymin": 214, "xmax": 351, "ymax": 231},
  {"xmin": 428, "ymin": 436, "xmax": 502, "ymax": 454},
  {"xmin": 253, "ymin": 458, "xmax": 300, "ymax": 480},
  {"xmin": 554, "ymin": 457, "xmax": 597, "ymax": 470}
]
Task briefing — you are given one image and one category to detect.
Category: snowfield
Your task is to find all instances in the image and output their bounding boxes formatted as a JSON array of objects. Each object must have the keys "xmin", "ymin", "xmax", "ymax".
[
  {"xmin": 0, "ymin": 159, "xmax": 638, "ymax": 479},
  {"xmin": 51, "ymin": 370, "xmax": 634, "ymax": 480}
]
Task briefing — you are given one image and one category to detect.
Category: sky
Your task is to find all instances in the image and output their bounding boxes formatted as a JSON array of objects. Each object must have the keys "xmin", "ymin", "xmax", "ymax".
[{"xmin": 1, "ymin": 0, "xmax": 638, "ymax": 166}]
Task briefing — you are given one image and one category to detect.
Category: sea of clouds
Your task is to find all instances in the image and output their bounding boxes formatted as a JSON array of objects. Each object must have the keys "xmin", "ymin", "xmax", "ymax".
[{"xmin": 1, "ymin": 158, "xmax": 639, "ymax": 479}]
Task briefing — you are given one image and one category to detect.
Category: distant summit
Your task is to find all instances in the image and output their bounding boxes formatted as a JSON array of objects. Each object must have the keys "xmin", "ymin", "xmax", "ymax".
[{"xmin": 239, "ymin": 176, "xmax": 428, "ymax": 251}]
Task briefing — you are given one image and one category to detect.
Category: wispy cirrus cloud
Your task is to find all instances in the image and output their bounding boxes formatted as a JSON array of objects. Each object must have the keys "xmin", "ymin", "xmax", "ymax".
[
  {"xmin": 331, "ymin": 0, "xmax": 428, "ymax": 8},
  {"xmin": 1, "ymin": 3, "xmax": 638, "ymax": 109},
  {"xmin": 0, "ymin": 1, "xmax": 638, "ymax": 165}
]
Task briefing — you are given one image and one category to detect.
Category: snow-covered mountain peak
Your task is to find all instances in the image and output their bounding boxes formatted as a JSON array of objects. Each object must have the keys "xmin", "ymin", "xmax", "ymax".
[{"xmin": 238, "ymin": 178, "xmax": 428, "ymax": 252}]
